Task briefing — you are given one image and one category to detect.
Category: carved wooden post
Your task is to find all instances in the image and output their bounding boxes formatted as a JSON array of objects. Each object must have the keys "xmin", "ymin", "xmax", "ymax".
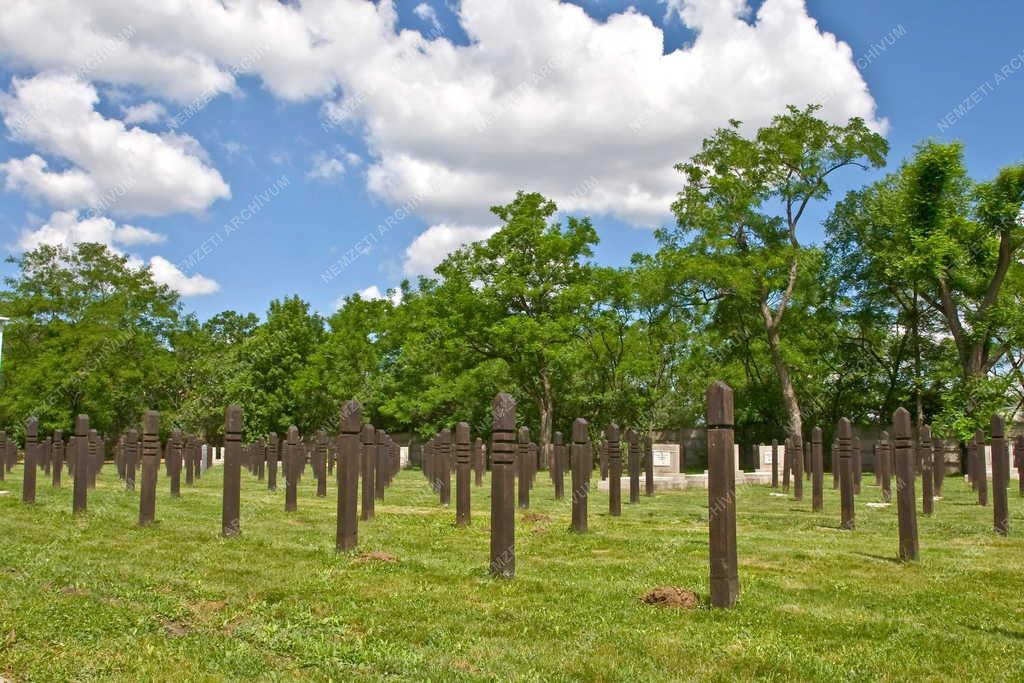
[
  {"xmin": 375, "ymin": 429, "xmax": 387, "ymax": 501},
  {"xmin": 838, "ymin": 418, "xmax": 854, "ymax": 530},
  {"xmin": 991, "ymin": 415, "xmax": 1009, "ymax": 535},
  {"xmin": 975, "ymin": 429, "xmax": 988, "ymax": 506},
  {"xmin": 169, "ymin": 429, "xmax": 182, "ymax": 498},
  {"xmin": 873, "ymin": 443, "xmax": 880, "ymax": 486},
  {"xmin": 644, "ymin": 436, "xmax": 654, "ymax": 497},
  {"xmin": 22, "ymin": 417, "xmax": 38, "ymax": 504},
  {"xmin": 474, "ymin": 437, "xmax": 484, "ymax": 486},
  {"xmin": 267, "ymin": 432, "xmax": 278, "ymax": 491},
  {"xmin": 337, "ymin": 401, "xmax": 360, "ymax": 552},
  {"xmin": 832, "ymin": 438, "xmax": 839, "ymax": 490},
  {"xmin": 222, "ymin": 406, "xmax": 242, "ymax": 537},
  {"xmin": 490, "ymin": 393, "xmax": 516, "ymax": 577},
  {"xmin": 599, "ymin": 438, "xmax": 608, "ymax": 481},
  {"xmin": 607, "ymin": 424, "xmax": 622, "ymax": 516},
  {"xmin": 1015, "ymin": 435, "xmax": 1024, "ymax": 497},
  {"xmin": 552, "ymin": 431, "xmax": 565, "ymax": 500},
  {"xmin": 879, "ymin": 432, "xmax": 892, "ymax": 503},
  {"xmin": 517, "ymin": 427, "xmax": 530, "ymax": 510},
  {"xmin": 0, "ymin": 431, "xmax": 5, "ymax": 482},
  {"xmin": 314, "ymin": 430, "xmax": 328, "ymax": 498},
  {"xmin": 87, "ymin": 429, "xmax": 98, "ymax": 490},
  {"xmin": 183, "ymin": 435, "xmax": 194, "ymax": 486},
  {"xmin": 285, "ymin": 426, "xmax": 299, "ymax": 512},
  {"xmin": 707, "ymin": 381, "xmax": 739, "ymax": 608},
  {"xmin": 72, "ymin": 416, "xmax": 89, "ymax": 514},
  {"xmin": 771, "ymin": 439, "xmax": 778, "ymax": 489},
  {"xmin": 455, "ymin": 421, "xmax": 471, "ymax": 527},
  {"xmin": 812, "ymin": 427, "xmax": 823, "ymax": 512},
  {"xmin": 139, "ymin": 411, "xmax": 160, "ymax": 527},
  {"xmin": 438, "ymin": 428, "xmax": 452, "ymax": 506},
  {"xmin": 52, "ymin": 430, "xmax": 64, "ymax": 488},
  {"xmin": 932, "ymin": 435, "xmax": 944, "ymax": 497},
  {"xmin": 792, "ymin": 433, "xmax": 803, "ymax": 502},
  {"xmin": 782, "ymin": 437, "xmax": 791, "ymax": 492},
  {"xmin": 920, "ymin": 425, "xmax": 934, "ymax": 516},
  {"xmin": 853, "ymin": 436, "xmax": 862, "ymax": 495},
  {"xmin": 893, "ymin": 408, "xmax": 918, "ymax": 561},
  {"xmin": 627, "ymin": 429, "xmax": 640, "ymax": 504},
  {"xmin": 528, "ymin": 442, "xmax": 538, "ymax": 489},
  {"xmin": 256, "ymin": 439, "xmax": 266, "ymax": 481},
  {"xmin": 360, "ymin": 424, "xmax": 375, "ymax": 521},
  {"xmin": 570, "ymin": 418, "xmax": 590, "ymax": 533}
]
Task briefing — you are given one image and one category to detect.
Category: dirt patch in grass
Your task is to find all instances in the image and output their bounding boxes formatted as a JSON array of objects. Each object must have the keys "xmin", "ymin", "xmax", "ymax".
[
  {"xmin": 162, "ymin": 620, "xmax": 191, "ymax": 637},
  {"xmin": 642, "ymin": 586, "xmax": 699, "ymax": 609},
  {"xmin": 60, "ymin": 585, "xmax": 86, "ymax": 596},
  {"xmin": 355, "ymin": 551, "xmax": 398, "ymax": 563},
  {"xmin": 522, "ymin": 513, "xmax": 551, "ymax": 523},
  {"xmin": 187, "ymin": 600, "xmax": 227, "ymax": 616}
]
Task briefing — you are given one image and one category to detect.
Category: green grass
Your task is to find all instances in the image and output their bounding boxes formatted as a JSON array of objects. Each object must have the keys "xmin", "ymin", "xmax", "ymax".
[{"xmin": 1, "ymin": 464, "xmax": 1023, "ymax": 682}]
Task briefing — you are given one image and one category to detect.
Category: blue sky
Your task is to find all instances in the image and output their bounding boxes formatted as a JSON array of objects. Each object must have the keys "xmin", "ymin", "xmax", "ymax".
[{"xmin": 0, "ymin": 0, "xmax": 1021, "ymax": 321}]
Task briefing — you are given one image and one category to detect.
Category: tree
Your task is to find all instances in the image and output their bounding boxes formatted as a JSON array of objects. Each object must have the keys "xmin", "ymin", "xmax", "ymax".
[{"xmin": 662, "ymin": 105, "xmax": 887, "ymax": 440}]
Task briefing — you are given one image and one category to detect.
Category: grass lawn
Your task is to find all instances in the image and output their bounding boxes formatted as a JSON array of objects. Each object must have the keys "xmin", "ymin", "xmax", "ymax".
[{"xmin": 1, "ymin": 463, "xmax": 1023, "ymax": 682}]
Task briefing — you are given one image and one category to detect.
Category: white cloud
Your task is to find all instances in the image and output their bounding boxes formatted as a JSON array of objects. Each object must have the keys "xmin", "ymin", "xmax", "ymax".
[
  {"xmin": 306, "ymin": 153, "xmax": 346, "ymax": 182},
  {"xmin": 121, "ymin": 100, "xmax": 167, "ymax": 125},
  {"xmin": 148, "ymin": 255, "xmax": 220, "ymax": 296},
  {"xmin": 16, "ymin": 209, "xmax": 164, "ymax": 252},
  {"xmin": 0, "ymin": 0, "xmax": 884, "ymax": 231},
  {"xmin": 0, "ymin": 73, "xmax": 230, "ymax": 216},
  {"xmin": 414, "ymin": 4, "xmax": 443, "ymax": 33},
  {"xmin": 403, "ymin": 223, "xmax": 497, "ymax": 277}
]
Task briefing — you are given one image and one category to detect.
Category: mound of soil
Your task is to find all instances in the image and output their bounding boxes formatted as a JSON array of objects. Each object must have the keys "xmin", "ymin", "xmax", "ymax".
[{"xmin": 642, "ymin": 586, "xmax": 699, "ymax": 609}]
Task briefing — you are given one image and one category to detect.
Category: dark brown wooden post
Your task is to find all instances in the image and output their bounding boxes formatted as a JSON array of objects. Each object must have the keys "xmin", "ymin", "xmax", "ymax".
[
  {"xmin": 893, "ymin": 407, "xmax": 918, "ymax": 561},
  {"xmin": 627, "ymin": 429, "xmax": 640, "ymax": 504},
  {"xmin": 607, "ymin": 424, "xmax": 622, "ymax": 516},
  {"xmin": 315, "ymin": 430, "xmax": 328, "ymax": 498},
  {"xmin": 337, "ymin": 401, "xmax": 360, "ymax": 552},
  {"xmin": 853, "ymin": 436, "xmax": 862, "ymax": 495},
  {"xmin": 360, "ymin": 424, "xmax": 375, "ymax": 521},
  {"xmin": 932, "ymin": 435, "xmax": 944, "ymax": 497},
  {"xmin": 490, "ymin": 393, "xmax": 516, "ymax": 577},
  {"xmin": 570, "ymin": 418, "xmax": 590, "ymax": 533},
  {"xmin": 832, "ymin": 438, "xmax": 840, "ymax": 490},
  {"xmin": 72, "ymin": 416, "xmax": 89, "ymax": 514},
  {"xmin": 707, "ymin": 381, "xmax": 739, "ymax": 608},
  {"xmin": 473, "ymin": 437, "xmax": 484, "ymax": 486},
  {"xmin": 438, "ymin": 428, "xmax": 452, "ymax": 506},
  {"xmin": 838, "ymin": 418, "xmax": 854, "ymax": 530},
  {"xmin": 267, "ymin": 432, "xmax": 278, "ymax": 491},
  {"xmin": 183, "ymin": 435, "xmax": 194, "ymax": 486},
  {"xmin": 782, "ymin": 437, "xmax": 791, "ymax": 492},
  {"xmin": 968, "ymin": 435, "xmax": 978, "ymax": 490},
  {"xmin": 124, "ymin": 430, "xmax": 138, "ymax": 491},
  {"xmin": 528, "ymin": 442, "xmax": 538, "ymax": 489},
  {"xmin": 975, "ymin": 429, "xmax": 988, "ymax": 506},
  {"xmin": 52, "ymin": 430, "xmax": 64, "ymax": 488},
  {"xmin": 771, "ymin": 439, "xmax": 778, "ymax": 489},
  {"xmin": 22, "ymin": 417, "xmax": 38, "ymax": 504},
  {"xmin": 812, "ymin": 427, "xmax": 823, "ymax": 512},
  {"xmin": 169, "ymin": 429, "xmax": 182, "ymax": 498},
  {"xmin": 87, "ymin": 429, "xmax": 98, "ymax": 490},
  {"xmin": 285, "ymin": 426, "xmax": 299, "ymax": 512},
  {"xmin": 1015, "ymin": 435, "xmax": 1024, "ymax": 497},
  {"xmin": 455, "ymin": 421, "xmax": 471, "ymax": 527},
  {"xmin": 0, "ymin": 431, "xmax": 5, "ymax": 482},
  {"xmin": 873, "ymin": 443, "xmax": 880, "ymax": 486},
  {"xmin": 517, "ymin": 427, "xmax": 530, "ymax": 509},
  {"xmin": 991, "ymin": 415, "xmax": 1009, "ymax": 535},
  {"xmin": 644, "ymin": 436, "xmax": 654, "ymax": 497},
  {"xmin": 222, "ymin": 405, "xmax": 242, "ymax": 537},
  {"xmin": 256, "ymin": 438, "xmax": 266, "ymax": 481},
  {"xmin": 139, "ymin": 411, "xmax": 160, "ymax": 527},
  {"xmin": 879, "ymin": 432, "xmax": 892, "ymax": 503},
  {"xmin": 552, "ymin": 431, "xmax": 565, "ymax": 501},
  {"xmin": 375, "ymin": 429, "xmax": 387, "ymax": 501},
  {"xmin": 920, "ymin": 425, "xmax": 934, "ymax": 516},
  {"xmin": 599, "ymin": 438, "xmax": 608, "ymax": 481},
  {"xmin": 792, "ymin": 433, "xmax": 803, "ymax": 502}
]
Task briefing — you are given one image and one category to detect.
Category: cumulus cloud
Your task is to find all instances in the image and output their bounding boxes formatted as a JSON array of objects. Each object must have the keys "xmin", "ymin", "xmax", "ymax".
[
  {"xmin": 0, "ymin": 73, "xmax": 230, "ymax": 216},
  {"xmin": 16, "ymin": 209, "xmax": 164, "ymax": 252},
  {"xmin": 403, "ymin": 223, "xmax": 497, "ymax": 277},
  {"xmin": 121, "ymin": 100, "xmax": 167, "ymax": 125},
  {"xmin": 414, "ymin": 3, "xmax": 443, "ymax": 33},
  {"xmin": 148, "ymin": 255, "xmax": 220, "ymax": 296},
  {"xmin": 306, "ymin": 153, "xmax": 346, "ymax": 182}
]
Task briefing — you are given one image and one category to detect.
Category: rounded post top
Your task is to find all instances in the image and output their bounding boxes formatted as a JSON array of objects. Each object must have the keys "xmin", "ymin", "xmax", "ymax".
[
  {"xmin": 439, "ymin": 427, "xmax": 451, "ymax": 443},
  {"xmin": 25, "ymin": 416, "xmax": 38, "ymax": 437},
  {"xmin": 812, "ymin": 426, "xmax": 822, "ymax": 442},
  {"xmin": 455, "ymin": 422, "xmax": 470, "ymax": 443},
  {"xmin": 474, "ymin": 436, "xmax": 483, "ymax": 446},
  {"xmin": 268, "ymin": 431, "xmax": 278, "ymax": 442},
  {"xmin": 572, "ymin": 418, "xmax": 589, "ymax": 443},
  {"xmin": 492, "ymin": 392, "xmax": 516, "ymax": 429},
  {"xmin": 340, "ymin": 400, "xmax": 362, "ymax": 432},
  {"xmin": 376, "ymin": 428, "xmax": 386, "ymax": 441},
  {"xmin": 880, "ymin": 430, "xmax": 889, "ymax": 441},
  {"xmin": 991, "ymin": 414, "xmax": 1005, "ymax": 438},
  {"xmin": 553, "ymin": 431, "xmax": 563, "ymax": 445},
  {"xmin": 517, "ymin": 426, "xmax": 530, "ymax": 443},
  {"xmin": 974, "ymin": 428, "xmax": 985, "ymax": 443},
  {"xmin": 126, "ymin": 428, "xmax": 138, "ymax": 440},
  {"xmin": 225, "ymin": 405, "xmax": 243, "ymax": 433},
  {"xmin": 143, "ymin": 410, "xmax": 160, "ymax": 434},
  {"xmin": 706, "ymin": 381, "xmax": 734, "ymax": 427},
  {"xmin": 360, "ymin": 424, "xmax": 375, "ymax": 443},
  {"xmin": 837, "ymin": 417, "xmax": 852, "ymax": 438},
  {"xmin": 287, "ymin": 425, "xmax": 299, "ymax": 443},
  {"xmin": 892, "ymin": 407, "xmax": 911, "ymax": 437},
  {"xmin": 604, "ymin": 423, "xmax": 620, "ymax": 442},
  {"xmin": 53, "ymin": 429, "xmax": 63, "ymax": 440},
  {"xmin": 919, "ymin": 423, "xmax": 931, "ymax": 441}
]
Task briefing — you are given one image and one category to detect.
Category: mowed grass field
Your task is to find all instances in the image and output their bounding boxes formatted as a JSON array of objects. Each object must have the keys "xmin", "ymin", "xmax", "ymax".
[{"xmin": 1, "ymin": 462, "xmax": 1023, "ymax": 682}]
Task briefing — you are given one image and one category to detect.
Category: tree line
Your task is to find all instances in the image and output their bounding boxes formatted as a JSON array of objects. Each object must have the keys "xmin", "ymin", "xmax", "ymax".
[{"xmin": 1, "ymin": 106, "xmax": 1021, "ymax": 453}]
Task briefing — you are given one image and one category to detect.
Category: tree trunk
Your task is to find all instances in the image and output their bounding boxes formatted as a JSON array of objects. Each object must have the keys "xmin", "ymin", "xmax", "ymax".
[
  {"xmin": 537, "ymin": 371, "xmax": 554, "ymax": 468},
  {"xmin": 765, "ymin": 322, "xmax": 803, "ymax": 440}
]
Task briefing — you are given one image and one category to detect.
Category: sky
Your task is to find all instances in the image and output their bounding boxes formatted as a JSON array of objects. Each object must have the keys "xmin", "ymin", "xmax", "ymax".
[{"xmin": 0, "ymin": 0, "xmax": 1021, "ymax": 320}]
